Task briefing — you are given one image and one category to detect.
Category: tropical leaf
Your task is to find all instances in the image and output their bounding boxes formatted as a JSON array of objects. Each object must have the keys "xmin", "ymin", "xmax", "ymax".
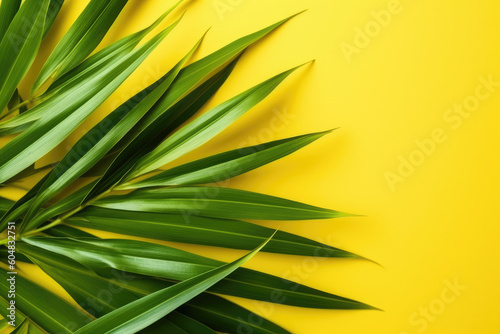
[
  {"xmin": 68, "ymin": 207, "xmax": 359, "ymax": 258},
  {"xmin": 0, "ymin": 0, "xmax": 21, "ymax": 43},
  {"xmin": 93, "ymin": 186, "xmax": 352, "ymax": 220},
  {"xmin": 0, "ymin": 13, "xmax": 182, "ymax": 184},
  {"xmin": 119, "ymin": 130, "xmax": 334, "ymax": 189},
  {"xmin": 17, "ymin": 240, "xmax": 288, "ymax": 333},
  {"xmin": 0, "ymin": 0, "xmax": 50, "ymax": 113},
  {"xmin": 0, "ymin": 269, "xmax": 92, "ymax": 333},
  {"xmin": 22, "ymin": 33, "xmax": 206, "ymax": 226},
  {"xmin": 43, "ymin": 0, "xmax": 65, "ymax": 37},
  {"xmin": 126, "ymin": 65, "xmax": 306, "ymax": 180},
  {"xmin": 32, "ymin": 0, "xmax": 129, "ymax": 94},
  {"xmin": 22, "ymin": 237, "xmax": 371, "ymax": 309},
  {"xmin": 84, "ymin": 13, "xmax": 300, "ymax": 200},
  {"xmin": 72, "ymin": 236, "xmax": 272, "ymax": 334},
  {"xmin": 0, "ymin": 6, "xmax": 375, "ymax": 333}
]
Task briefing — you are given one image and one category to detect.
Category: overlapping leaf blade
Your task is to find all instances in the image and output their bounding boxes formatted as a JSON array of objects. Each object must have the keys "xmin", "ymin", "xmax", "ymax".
[
  {"xmin": 22, "ymin": 34, "xmax": 205, "ymax": 226},
  {"xmin": 68, "ymin": 207, "xmax": 359, "ymax": 258},
  {"xmin": 0, "ymin": 0, "xmax": 21, "ymax": 44},
  {"xmin": 93, "ymin": 186, "xmax": 352, "ymax": 220},
  {"xmin": 23, "ymin": 237, "xmax": 372, "ymax": 310},
  {"xmin": 85, "ymin": 14, "xmax": 299, "ymax": 200},
  {"xmin": 0, "ymin": 269, "xmax": 92, "ymax": 333},
  {"xmin": 0, "ymin": 14, "xmax": 181, "ymax": 184},
  {"xmin": 32, "ymin": 0, "xmax": 129, "ymax": 93},
  {"xmin": 18, "ymin": 240, "xmax": 288, "ymax": 334},
  {"xmin": 120, "ymin": 130, "xmax": 333, "ymax": 189},
  {"xmin": 0, "ymin": 2, "xmax": 181, "ymax": 135},
  {"xmin": 0, "ymin": 0, "xmax": 50, "ymax": 113},
  {"xmin": 72, "ymin": 237, "xmax": 272, "ymax": 334},
  {"xmin": 126, "ymin": 65, "xmax": 304, "ymax": 180},
  {"xmin": 85, "ymin": 58, "xmax": 240, "ymax": 200}
]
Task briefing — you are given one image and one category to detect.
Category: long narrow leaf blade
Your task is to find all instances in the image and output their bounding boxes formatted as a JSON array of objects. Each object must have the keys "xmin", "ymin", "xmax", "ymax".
[
  {"xmin": 121, "ymin": 130, "xmax": 333, "ymax": 189},
  {"xmin": 68, "ymin": 207, "xmax": 359, "ymax": 258},
  {"xmin": 23, "ymin": 34, "xmax": 205, "ymax": 227},
  {"xmin": 32, "ymin": 0, "xmax": 129, "ymax": 93},
  {"xmin": 128, "ymin": 65, "xmax": 304, "ymax": 179},
  {"xmin": 0, "ymin": 269, "xmax": 92, "ymax": 333},
  {"xmin": 93, "ymin": 186, "xmax": 352, "ymax": 220},
  {"xmin": 0, "ymin": 0, "xmax": 21, "ymax": 44},
  {"xmin": 0, "ymin": 16, "xmax": 180, "ymax": 184},
  {"xmin": 72, "ymin": 236, "xmax": 273, "ymax": 334},
  {"xmin": 0, "ymin": 0, "xmax": 50, "ymax": 112},
  {"xmin": 24, "ymin": 237, "xmax": 373, "ymax": 310}
]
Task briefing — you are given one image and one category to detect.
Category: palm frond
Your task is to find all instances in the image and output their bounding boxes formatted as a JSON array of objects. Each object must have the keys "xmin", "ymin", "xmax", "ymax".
[{"xmin": 0, "ymin": 1, "xmax": 376, "ymax": 332}]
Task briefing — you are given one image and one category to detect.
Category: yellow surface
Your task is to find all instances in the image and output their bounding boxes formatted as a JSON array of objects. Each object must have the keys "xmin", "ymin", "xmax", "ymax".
[{"xmin": 2, "ymin": 0, "xmax": 500, "ymax": 333}]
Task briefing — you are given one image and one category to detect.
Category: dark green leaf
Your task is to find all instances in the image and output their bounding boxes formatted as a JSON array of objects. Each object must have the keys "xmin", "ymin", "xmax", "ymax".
[
  {"xmin": 72, "ymin": 237, "xmax": 272, "ymax": 334},
  {"xmin": 120, "ymin": 130, "xmax": 333, "ymax": 190},
  {"xmin": 94, "ymin": 186, "xmax": 352, "ymax": 221},
  {"xmin": 0, "ymin": 0, "xmax": 50, "ymax": 112},
  {"xmin": 127, "ymin": 65, "xmax": 305, "ymax": 179},
  {"xmin": 0, "ymin": 269, "xmax": 92, "ymax": 333},
  {"xmin": 24, "ymin": 237, "xmax": 373, "ymax": 310},
  {"xmin": 32, "ymin": 0, "xmax": 129, "ymax": 93},
  {"xmin": 68, "ymin": 207, "xmax": 360, "ymax": 258},
  {"xmin": 0, "ymin": 14, "xmax": 181, "ymax": 184},
  {"xmin": 0, "ymin": 0, "xmax": 21, "ymax": 44}
]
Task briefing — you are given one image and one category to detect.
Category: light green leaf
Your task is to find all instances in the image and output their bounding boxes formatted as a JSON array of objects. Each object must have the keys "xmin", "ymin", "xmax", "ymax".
[
  {"xmin": 178, "ymin": 293, "xmax": 291, "ymax": 334},
  {"xmin": 93, "ymin": 186, "xmax": 353, "ymax": 220},
  {"xmin": 18, "ymin": 241, "xmax": 281, "ymax": 334},
  {"xmin": 43, "ymin": 0, "xmax": 65, "ymax": 37},
  {"xmin": 0, "ymin": 0, "xmax": 21, "ymax": 46},
  {"xmin": 0, "ymin": 3, "xmax": 179, "ymax": 135},
  {"xmin": 10, "ymin": 319, "xmax": 28, "ymax": 334},
  {"xmin": 32, "ymin": 0, "xmax": 129, "ymax": 94},
  {"xmin": 0, "ymin": 269, "xmax": 92, "ymax": 333},
  {"xmin": 22, "ymin": 34, "xmax": 205, "ymax": 226},
  {"xmin": 72, "ymin": 236, "xmax": 273, "ymax": 334},
  {"xmin": 0, "ymin": 14, "xmax": 181, "ymax": 184},
  {"xmin": 127, "ymin": 65, "xmax": 305, "ymax": 179},
  {"xmin": 24, "ymin": 237, "xmax": 372, "ymax": 310},
  {"xmin": 68, "ymin": 207, "xmax": 360, "ymax": 258},
  {"xmin": 120, "ymin": 130, "xmax": 333, "ymax": 190},
  {"xmin": 86, "ymin": 13, "xmax": 302, "ymax": 200},
  {"xmin": 0, "ymin": 0, "xmax": 50, "ymax": 113},
  {"xmin": 85, "ymin": 57, "xmax": 240, "ymax": 201}
]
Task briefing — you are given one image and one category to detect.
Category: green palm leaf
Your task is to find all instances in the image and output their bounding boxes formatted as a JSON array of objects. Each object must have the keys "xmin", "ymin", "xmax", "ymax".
[
  {"xmin": 0, "ymin": 269, "xmax": 92, "ymax": 333},
  {"xmin": 22, "ymin": 237, "xmax": 371, "ymax": 309},
  {"xmin": 68, "ymin": 207, "xmax": 359, "ymax": 258},
  {"xmin": 0, "ymin": 3, "xmax": 376, "ymax": 331},
  {"xmin": 0, "ymin": 13, "xmax": 181, "ymax": 184},
  {"xmin": 32, "ymin": 0, "xmax": 129, "ymax": 94},
  {"xmin": 119, "ymin": 130, "xmax": 333, "ymax": 189},
  {"xmin": 71, "ymin": 236, "xmax": 273, "ymax": 334},
  {"xmin": 0, "ymin": 0, "xmax": 50, "ymax": 113},
  {"xmin": 22, "ymin": 33, "xmax": 205, "ymax": 226},
  {"xmin": 0, "ymin": 0, "xmax": 21, "ymax": 44},
  {"xmin": 93, "ymin": 186, "xmax": 352, "ymax": 220}
]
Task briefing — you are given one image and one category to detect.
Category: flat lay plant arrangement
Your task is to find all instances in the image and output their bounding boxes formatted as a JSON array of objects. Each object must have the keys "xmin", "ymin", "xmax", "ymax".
[{"xmin": 0, "ymin": 0, "xmax": 376, "ymax": 333}]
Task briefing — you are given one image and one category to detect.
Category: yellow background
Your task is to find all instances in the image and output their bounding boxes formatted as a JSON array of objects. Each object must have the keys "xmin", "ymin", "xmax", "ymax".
[{"xmin": 2, "ymin": 0, "xmax": 500, "ymax": 333}]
